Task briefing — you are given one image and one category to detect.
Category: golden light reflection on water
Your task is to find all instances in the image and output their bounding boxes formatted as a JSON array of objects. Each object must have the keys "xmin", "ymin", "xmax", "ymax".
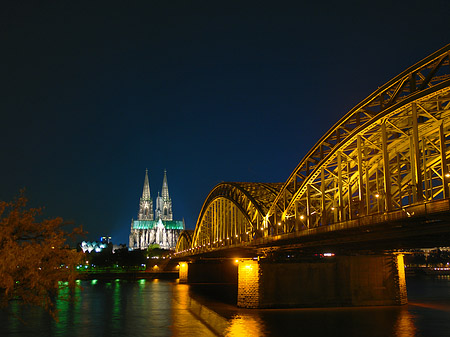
[
  {"xmin": 394, "ymin": 308, "xmax": 417, "ymax": 337},
  {"xmin": 173, "ymin": 283, "xmax": 190, "ymax": 307},
  {"xmin": 171, "ymin": 284, "xmax": 219, "ymax": 337},
  {"xmin": 225, "ymin": 314, "xmax": 266, "ymax": 337},
  {"xmin": 4, "ymin": 278, "xmax": 450, "ymax": 337}
]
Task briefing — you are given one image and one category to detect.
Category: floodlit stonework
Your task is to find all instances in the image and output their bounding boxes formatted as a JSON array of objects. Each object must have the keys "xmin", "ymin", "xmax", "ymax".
[{"xmin": 129, "ymin": 170, "xmax": 184, "ymax": 250}]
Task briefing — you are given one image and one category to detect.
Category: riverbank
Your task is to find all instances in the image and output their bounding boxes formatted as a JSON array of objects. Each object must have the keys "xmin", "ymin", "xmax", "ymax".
[
  {"xmin": 406, "ymin": 266, "xmax": 450, "ymax": 276},
  {"xmin": 77, "ymin": 270, "xmax": 179, "ymax": 280}
]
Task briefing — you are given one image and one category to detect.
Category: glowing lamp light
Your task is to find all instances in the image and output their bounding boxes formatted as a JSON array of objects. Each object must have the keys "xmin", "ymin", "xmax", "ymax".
[
  {"xmin": 300, "ymin": 215, "xmax": 305, "ymax": 220},
  {"xmin": 375, "ymin": 193, "xmax": 380, "ymax": 198},
  {"xmin": 277, "ymin": 222, "xmax": 281, "ymax": 226},
  {"xmin": 234, "ymin": 259, "xmax": 239, "ymax": 264},
  {"xmin": 331, "ymin": 207, "xmax": 335, "ymax": 211},
  {"xmin": 446, "ymin": 173, "xmax": 450, "ymax": 178}
]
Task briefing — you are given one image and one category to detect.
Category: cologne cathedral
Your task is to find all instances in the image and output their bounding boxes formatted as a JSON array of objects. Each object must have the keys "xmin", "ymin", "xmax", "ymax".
[{"xmin": 129, "ymin": 170, "xmax": 184, "ymax": 250}]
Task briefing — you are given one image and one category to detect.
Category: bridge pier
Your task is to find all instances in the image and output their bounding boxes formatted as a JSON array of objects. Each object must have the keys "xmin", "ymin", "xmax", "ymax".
[
  {"xmin": 237, "ymin": 254, "xmax": 407, "ymax": 308},
  {"xmin": 179, "ymin": 262, "xmax": 189, "ymax": 283}
]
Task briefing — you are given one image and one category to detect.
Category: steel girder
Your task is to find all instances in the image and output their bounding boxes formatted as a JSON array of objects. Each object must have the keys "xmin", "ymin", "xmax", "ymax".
[
  {"xmin": 175, "ymin": 45, "xmax": 450, "ymax": 255},
  {"xmin": 268, "ymin": 44, "xmax": 450, "ymax": 235},
  {"xmin": 175, "ymin": 230, "xmax": 194, "ymax": 253},
  {"xmin": 188, "ymin": 182, "xmax": 283, "ymax": 251}
]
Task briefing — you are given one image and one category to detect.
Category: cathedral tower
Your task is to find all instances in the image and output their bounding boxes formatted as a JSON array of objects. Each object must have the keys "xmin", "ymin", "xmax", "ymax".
[
  {"xmin": 129, "ymin": 169, "xmax": 183, "ymax": 250},
  {"xmin": 138, "ymin": 169, "xmax": 153, "ymax": 220},
  {"xmin": 155, "ymin": 169, "xmax": 173, "ymax": 220}
]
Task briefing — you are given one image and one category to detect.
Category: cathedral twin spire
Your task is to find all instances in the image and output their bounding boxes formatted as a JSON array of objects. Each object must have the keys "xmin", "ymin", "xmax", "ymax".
[
  {"xmin": 138, "ymin": 169, "xmax": 153, "ymax": 220},
  {"xmin": 138, "ymin": 169, "xmax": 173, "ymax": 221},
  {"xmin": 142, "ymin": 168, "xmax": 151, "ymax": 200},
  {"xmin": 161, "ymin": 169, "xmax": 170, "ymax": 200}
]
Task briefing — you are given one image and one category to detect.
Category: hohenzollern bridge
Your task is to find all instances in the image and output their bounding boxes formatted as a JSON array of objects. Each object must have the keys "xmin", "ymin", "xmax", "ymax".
[{"xmin": 172, "ymin": 45, "xmax": 450, "ymax": 309}]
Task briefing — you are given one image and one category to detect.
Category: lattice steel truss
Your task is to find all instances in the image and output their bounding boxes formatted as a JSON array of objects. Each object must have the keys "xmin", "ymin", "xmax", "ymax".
[
  {"xmin": 269, "ymin": 44, "xmax": 450, "ymax": 234},
  {"xmin": 176, "ymin": 45, "xmax": 450, "ymax": 254},
  {"xmin": 175, "ymin": 230, "xmax": 193, "ymax": 253},
  {"xmin": 190, "ymin": 183, "xmax": 282, "ymax": 250}
]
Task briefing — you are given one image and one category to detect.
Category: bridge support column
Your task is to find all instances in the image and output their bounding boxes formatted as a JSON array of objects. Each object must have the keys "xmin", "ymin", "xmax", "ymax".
[
  {"xmin": 179, "ymin": 262, "xmax": 189, "ymax": 283},
  {"xmin": 237, "ymin": 254, "xmax": 407, "ymax": 308}
]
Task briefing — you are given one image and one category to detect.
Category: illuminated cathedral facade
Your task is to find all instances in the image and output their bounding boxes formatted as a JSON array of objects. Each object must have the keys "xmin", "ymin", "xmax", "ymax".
[{"xmin": 129, "ymin": 170, "xmax": 184, "ymax": 250}]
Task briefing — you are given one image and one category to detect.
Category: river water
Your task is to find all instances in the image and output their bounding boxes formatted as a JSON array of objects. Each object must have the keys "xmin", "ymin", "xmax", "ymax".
[{"xmin": 1, "ymin": 276, "xmax": 450, "ymax": 337}]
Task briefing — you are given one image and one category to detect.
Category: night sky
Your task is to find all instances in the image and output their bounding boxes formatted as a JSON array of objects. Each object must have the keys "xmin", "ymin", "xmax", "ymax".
[{"xmin": 1, "ymin": 1, "xmax": 449, "ymax": 245}]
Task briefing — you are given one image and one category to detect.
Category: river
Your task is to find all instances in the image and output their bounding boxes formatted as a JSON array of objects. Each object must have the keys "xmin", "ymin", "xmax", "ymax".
[{"xmin": 1, "ymin": 275, "xmax": 450, "ymax": 336}]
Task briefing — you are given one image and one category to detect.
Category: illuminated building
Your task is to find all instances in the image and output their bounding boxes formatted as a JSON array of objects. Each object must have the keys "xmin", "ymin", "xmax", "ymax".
[
  {"xmin": 80, "ymin": 240, "xmax": 108, "ymax": 253},
  {"xmin": 129, "ymin": 170, "xmax": 184, "ymax": 250}
]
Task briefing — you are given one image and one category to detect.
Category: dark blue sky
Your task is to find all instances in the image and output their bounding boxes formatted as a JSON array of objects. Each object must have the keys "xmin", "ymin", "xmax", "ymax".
[{"xmin": 1, "ymin": 1, "xmax": 449, "ymax": 245}]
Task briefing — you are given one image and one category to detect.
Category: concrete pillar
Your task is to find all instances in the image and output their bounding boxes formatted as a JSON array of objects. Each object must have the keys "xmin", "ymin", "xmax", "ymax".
[
  {"xmin": 237, "ymin": 254, "xmax": 407, "ymax": 308},
  {"xmin": 237, "ymin": 259, "xmax": 261, "ymax": 308},
  {"xmin": 179, "ymin": 262, "xmax": 188, "ymax": 283}
]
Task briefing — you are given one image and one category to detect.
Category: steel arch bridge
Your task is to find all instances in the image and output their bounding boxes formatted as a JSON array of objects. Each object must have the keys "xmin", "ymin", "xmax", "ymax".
[{"xmin": 176, "ymin": 44, "xmax": 450, "ymax": 255}]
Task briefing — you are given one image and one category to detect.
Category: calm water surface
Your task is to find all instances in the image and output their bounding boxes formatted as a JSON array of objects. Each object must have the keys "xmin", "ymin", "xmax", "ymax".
[{"xmin": 2, "ymin": 276, "xmax": 450, "ymax": 337}]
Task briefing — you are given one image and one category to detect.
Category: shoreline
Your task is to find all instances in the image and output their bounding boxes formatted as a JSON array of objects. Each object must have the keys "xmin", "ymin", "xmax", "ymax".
[{"xmin": 77, "ymin": 271, "xmax": 179, "ymax": 280}]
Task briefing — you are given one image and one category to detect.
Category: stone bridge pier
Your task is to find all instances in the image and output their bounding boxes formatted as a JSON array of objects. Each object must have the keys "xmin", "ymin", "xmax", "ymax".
[{"xmin": 179, "ymin": 254, "xmax": 407, "ymax": 308}]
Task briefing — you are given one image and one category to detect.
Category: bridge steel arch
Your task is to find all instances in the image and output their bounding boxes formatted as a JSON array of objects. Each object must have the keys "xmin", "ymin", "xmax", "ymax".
[
  {"xmin": 268, "ymin": 44, "xmax": 450, "ymax": 236},
  {"xmin": 175, "ymin": 230, "xmax": 194, "ymax": 253},
  {"xmin": 188, "ymin": 182, "xmax": 283, "ymax": 252},
  {"xmin": 175, "ymin": 45, "xmax": 450, "ymax": 255}
]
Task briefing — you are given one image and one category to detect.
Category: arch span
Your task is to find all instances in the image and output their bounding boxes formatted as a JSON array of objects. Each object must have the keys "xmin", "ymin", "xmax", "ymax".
[
  {"xmin": 268, "ymin": 44, "xmax": 450, "ymax": 234},
  {"xmin": 176, "ymin": 44, "xmax": 450, "ymax": 254},
  {"xmin": 188, "ymin": 182, "xmax": 283, "ymax": 251},
  {"xmin": 175, "ymin": 230, "xmax": 194, "ymax": 253}
]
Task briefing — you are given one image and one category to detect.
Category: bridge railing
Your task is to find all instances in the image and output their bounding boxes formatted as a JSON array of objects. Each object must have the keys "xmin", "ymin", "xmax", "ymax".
[
  {"xmin": 251, "ymin": 199, "xmax": 450, "ymax": 246},
  {"xmin": 173, "ymin": 199, "xmax": 450, "ymax": 256}
]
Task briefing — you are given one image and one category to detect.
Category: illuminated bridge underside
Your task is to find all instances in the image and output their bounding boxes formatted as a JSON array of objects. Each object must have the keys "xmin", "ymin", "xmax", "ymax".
[{"xmin": 176, "ymin": 45, "xmax": 450, "ymax": 255}]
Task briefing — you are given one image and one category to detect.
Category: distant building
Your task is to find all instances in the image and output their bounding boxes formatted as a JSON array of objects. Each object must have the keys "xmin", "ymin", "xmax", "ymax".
[
  {"xmin": 101, "ymin": 236, "xmax": 111, "ymax": 244},
  {"xmin": 80, "ymin": 240, "xmax": 108, "ymax": 253},
  {"xmin": 129, "ymin": 170, "xmax": 184, "ymax": 250}
]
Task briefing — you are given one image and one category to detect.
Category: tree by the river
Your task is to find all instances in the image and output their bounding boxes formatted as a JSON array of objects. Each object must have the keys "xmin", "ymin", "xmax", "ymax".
[{"xmin": 0, "ymin": 193, "xmax": 84, "ymax": 320}]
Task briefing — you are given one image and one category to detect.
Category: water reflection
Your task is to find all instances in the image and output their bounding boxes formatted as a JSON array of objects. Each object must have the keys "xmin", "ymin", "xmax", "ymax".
[
  {"xmin": 394, "ymin": 308, "xmax": 417, "ymax": 337},
  {"xmin": 222, "ymin": 306, "xmax": 418, "ymax": 337},
  {"xmin": 184, "ymin": 283, "xmax": 423, "ymax": 337},
  {"xmin": 112, "ymin": 278, "xmax": 121, "ymax": 333},
  {"xmin": 225, "ymin": 314, "xmax": 266, "ymax": 337},
  {"xmin": 2, "ymin": 277, "xmax": 450, "ymax": 337}
]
